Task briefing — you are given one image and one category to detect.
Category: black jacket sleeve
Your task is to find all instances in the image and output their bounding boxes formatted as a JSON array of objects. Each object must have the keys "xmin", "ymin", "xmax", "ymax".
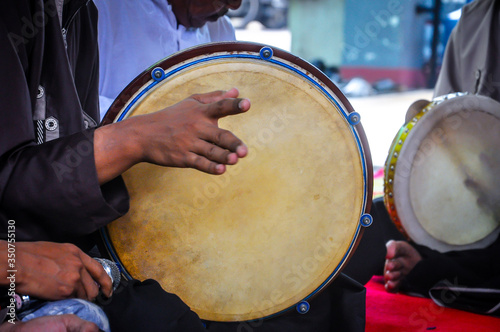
[{"xmin": 0, "ymin": 1, "xmax": 129, "ymax": 243}]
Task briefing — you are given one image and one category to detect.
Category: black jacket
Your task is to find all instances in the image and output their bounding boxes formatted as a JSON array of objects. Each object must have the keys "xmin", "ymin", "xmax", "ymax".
[
  {"xmin": 0, "ymin": 0, "xmax": 128, "ymax": 244},
  {"xmin": 434, "ymin": 0, "xmax": 500, "ymax": 101}
]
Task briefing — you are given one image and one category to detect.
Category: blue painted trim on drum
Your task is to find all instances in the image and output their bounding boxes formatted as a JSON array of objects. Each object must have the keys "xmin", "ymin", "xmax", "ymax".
[
  {"xmin": 118, "ymin": 54, "xmax": 353, "ymax": 121},
  {"xmin": 112, "ymin": 52, "xmax": 371, "ymax": 320},
  {"xmin": 257, "ymin": 223, "xmax": 363, "ymax": 321}
]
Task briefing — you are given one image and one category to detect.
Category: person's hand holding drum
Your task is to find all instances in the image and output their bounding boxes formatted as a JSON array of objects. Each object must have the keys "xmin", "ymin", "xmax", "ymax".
[
  {"xmin": 0, "ymin": 241, "xmax": 112, "ymax": 301},
  {"xmin": 94, "ymin": 88, "xmax": 250, "ymax": 185}
]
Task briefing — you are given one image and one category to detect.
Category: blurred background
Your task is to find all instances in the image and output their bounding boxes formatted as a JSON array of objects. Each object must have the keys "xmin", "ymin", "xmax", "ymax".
[{"xmin": 228, "ymin": 0, "xmax": 474, "ymax": 196}]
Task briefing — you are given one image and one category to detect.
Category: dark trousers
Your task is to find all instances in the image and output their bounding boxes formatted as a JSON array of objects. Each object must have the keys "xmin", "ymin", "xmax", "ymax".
[{"xmin": 99, "ymin": 273, "xmax": 365, "ymax": 332}]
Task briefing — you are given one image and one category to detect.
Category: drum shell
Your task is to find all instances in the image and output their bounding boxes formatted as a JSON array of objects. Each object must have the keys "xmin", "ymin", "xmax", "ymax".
[{"xmin": 384, "ymin": 93, "xmax": 500, "ymax": 252}]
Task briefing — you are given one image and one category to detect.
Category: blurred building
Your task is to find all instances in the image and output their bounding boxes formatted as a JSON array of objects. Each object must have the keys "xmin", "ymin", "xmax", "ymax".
[{"xmin": 289, "ymin": 0, "xmax": 470, "ymax": 90}]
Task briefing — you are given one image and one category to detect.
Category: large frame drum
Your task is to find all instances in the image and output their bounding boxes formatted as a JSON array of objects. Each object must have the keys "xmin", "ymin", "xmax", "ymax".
[
  {"xmin": 101, "ymin": 42, "xmax": 373, "ymax": 322},
  {"xmin": 384, "ymin": 93, "xmax": 500, "ymax": 253}
]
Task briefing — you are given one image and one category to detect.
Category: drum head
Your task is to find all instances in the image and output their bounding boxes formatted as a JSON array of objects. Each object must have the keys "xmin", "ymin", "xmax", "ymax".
[
  {"xmin": 102, "ymin": 42, "xmax": 372, "ymax": 322},
  {"xmin": 390, "ymin": 94, "xmax": 500, "ymax": 252}
]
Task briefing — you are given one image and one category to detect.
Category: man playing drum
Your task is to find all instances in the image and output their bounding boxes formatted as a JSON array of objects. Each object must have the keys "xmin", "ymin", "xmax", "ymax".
[
  {"xmin": 382, "ymin": 0, "xmax": 500, "ymax": 316},
  {"xmin": 0, "ymin": 0, "xmax": 366, "ymax": 331},
  {"xmin": 95, "ymin": 0, "xmax": 367, "ymax": 331},
  {"xmin": 0, "ymin": 0, "xmax": 250, "ymax": 330}
]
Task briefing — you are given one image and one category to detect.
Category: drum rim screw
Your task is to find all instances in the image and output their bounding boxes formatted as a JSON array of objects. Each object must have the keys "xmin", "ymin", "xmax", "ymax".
[
  {"xmin": 259, "ymin": 46, "xmax": 273, "ymax": 60},
  {"xmin": 348, "ymin": 112, "xmax": 361, "ymax": 125},
  {"xmin": 296, "ymin": 301, "xmax": 310, "ymax": 314},
  {"xmin": 152, "ymin": 67, "xmax": 165, "ymax": 81},
  {"xmin": 361, "ymin": 214, "xmax": 373, "ymax": 227}
]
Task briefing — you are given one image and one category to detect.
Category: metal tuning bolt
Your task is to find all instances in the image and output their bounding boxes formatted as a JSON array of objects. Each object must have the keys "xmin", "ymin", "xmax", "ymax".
[
  {"xmin": 152, "ymin": 67, "xmax": 165, "ymax": 81},
  {"xmin": 296, "ymin": 301, "xmax": 310, "ymax": 314},
  {"xmin": 360, "ymin": 214, "xmax": 373, "ymax": 227},
  {"xmin": 348, "ymin": 112, "xmax": 361, "ymax": 126},
  {"xmin": 259, "ymin": 46, "xmax": 273, "ymax": 60}
]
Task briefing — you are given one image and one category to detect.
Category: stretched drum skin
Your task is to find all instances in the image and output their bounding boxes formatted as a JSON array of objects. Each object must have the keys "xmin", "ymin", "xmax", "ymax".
[
  {"xmin": 384, "ymin": 93, "xmax": 500, "ymax": 253},
  {"xmin": 101, "ymin": 42, "xmax": 373, "ymax": 322}
]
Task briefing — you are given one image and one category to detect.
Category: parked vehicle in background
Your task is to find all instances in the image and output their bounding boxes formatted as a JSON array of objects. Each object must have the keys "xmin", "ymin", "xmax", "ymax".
[{"xmin": 228, "ymin": 0, "xmax": 288, "ymax": 29}]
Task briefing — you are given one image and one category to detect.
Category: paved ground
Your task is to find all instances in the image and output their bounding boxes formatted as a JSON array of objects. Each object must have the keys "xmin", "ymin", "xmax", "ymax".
[
  {"xmin": 351, "ymin": 89, "xmax": 434, "ymax": 167},
  {"xmin": 235, "ymin": 25, "xmax": 434, "ymax": 168}
]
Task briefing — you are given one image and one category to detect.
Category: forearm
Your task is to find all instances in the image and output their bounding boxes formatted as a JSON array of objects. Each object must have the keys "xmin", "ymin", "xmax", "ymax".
[
  {"xmin": 94, "ymin": 119, "xmax": 142, "ymax": 185},
  {"xmin": 0, "ymin": 322, "xmax": 16, "ymax": 332}
]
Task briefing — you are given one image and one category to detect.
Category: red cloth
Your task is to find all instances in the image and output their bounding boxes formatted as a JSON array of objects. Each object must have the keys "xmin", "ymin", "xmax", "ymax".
[{"xmin": 366, "ymin": 276, "xmax": 500, "ymax": 331}]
